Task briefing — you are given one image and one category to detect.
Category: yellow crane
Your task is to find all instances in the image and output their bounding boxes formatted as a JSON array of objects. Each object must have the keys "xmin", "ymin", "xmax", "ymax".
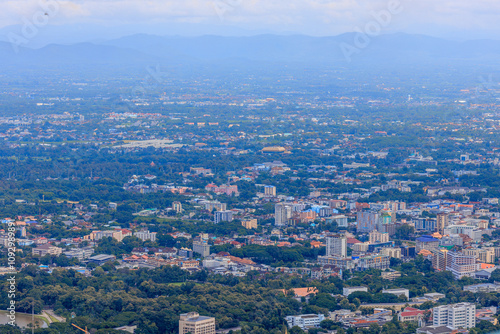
[{"xmin": 72, "ymin": 323, "xmax": 90, "ymax": 334}]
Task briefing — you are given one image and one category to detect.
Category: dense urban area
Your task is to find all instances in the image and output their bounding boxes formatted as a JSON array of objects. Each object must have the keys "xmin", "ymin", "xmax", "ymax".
[{"xmin": 1, "ymin": 49, "xmax": 500, "ymax": 334}]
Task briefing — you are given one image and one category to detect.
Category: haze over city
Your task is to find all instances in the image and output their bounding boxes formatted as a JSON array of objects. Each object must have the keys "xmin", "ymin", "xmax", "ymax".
[{"xmin": 1, "ymin": 1, "xmax": 500, "ymax": 334}]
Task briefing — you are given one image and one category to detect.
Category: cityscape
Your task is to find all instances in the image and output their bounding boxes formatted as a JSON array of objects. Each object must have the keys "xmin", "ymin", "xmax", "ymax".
[{"xmin": 1, "ymin": 1, "xmax": 500, "ymax": 334}]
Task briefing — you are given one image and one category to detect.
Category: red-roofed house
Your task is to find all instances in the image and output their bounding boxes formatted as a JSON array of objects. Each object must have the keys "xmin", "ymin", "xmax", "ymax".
[
  {"xmin": 282, "ymin": 287, "xmax": 319, "ymax": 298},
  {"xmin": 398, "ymin": 307, "xmax": 428, "ymax": 323},
  {"xmin": 347, "ymin": 238, "xmax": 362, "ymax": 245}
]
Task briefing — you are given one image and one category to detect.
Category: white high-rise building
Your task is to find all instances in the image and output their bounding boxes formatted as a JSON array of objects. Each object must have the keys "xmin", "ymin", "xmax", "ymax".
[
  {"xmin": 275, "ymin": 203, "xmax": 292, "ymax": 226},
  {"xmin": 134, "ymin": 231, "xmax": 157, "ymax": 242},
  {"xmin": 214, "ymin": 210, "xmax": 233, "ymax": 224},
  {"xmin": 446, "ymin": 251, "xmax": 479, "ymax": 279},
  {"xmin": 433, "ymin": 303, "xmax": 476, "ymax": 329},
  {"xmin": 369, "ymin": 230, "xmax": 389, "ymax": 244},
  {"xmin": 264, "ymin": 185, "xmax": 277, "ymax": 196},
  {"xmin": 326, "ymin": 235, "xmax": 347, "ymax": 258}
]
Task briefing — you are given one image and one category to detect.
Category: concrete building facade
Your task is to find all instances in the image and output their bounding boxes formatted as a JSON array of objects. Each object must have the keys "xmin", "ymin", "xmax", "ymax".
[
  {"xmin": 326, "ymin": 235, "xmax": 347, "ymax": 258},
  {"xmin": 433, "ymin": 303, "xmax": 475, "ymax": 329},
  {"xmin": 179, "ymin": 312, "xmax": 216, "ymax": 334}
]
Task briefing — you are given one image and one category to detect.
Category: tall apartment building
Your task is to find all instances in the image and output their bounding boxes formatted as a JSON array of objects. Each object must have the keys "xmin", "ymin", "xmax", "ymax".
[
  {"xmin": 204, "ymin": 201, "xmax": 227, "ymax": 212},
  {"xmin": 381, "ymin": 247, "xmax": 401, "ymax": 259},
  {"xmin": 357, "ymin": 211, "xmax": 379, "ymax": 232},
  {"xmin": 416, "ymin": 236, "xmax": 439, "ymax": 252},
  {"xmin": 436, "ymin": 213, "xmax": 449, "ymax": 234},
  {"xmin": 377, "ymin": 213, "xmax": 393, "ymax": 232},
  {"xmin": 264, "ymin": 185, "xmax": 277, "ymax": 196},
  {"xmin": 179, "ymin": 312, "xmax": 216, "ymax": 334},
  {"xmin": 357, "ymin": 255, "xmax": 390, "ymax": 271},
  {"xmin": 87, "ymin": 230, "xmax": 124, "ymax": 242},
  {"xmin": 214, "ymin": 184, "xmax": 239, "ymax": 196},
  {"xmin": 433, "ymin": 303, "xmax": 476, "ymax": 329},
  {"xmin": 173, "ymin": 201, "xmax": 183, "ymax": 213},
  {"xmin": 327, "ymin": 215, "xmax": 348, "ymax": 227},
  {"xmin": 275, "ymin": 203, "xmax": 293, "ymax": 226},
  {"xmin": 193, "ymin": 239, "xmax": 210, "ymax": 257},
  {"xmin": 134, "ymin": 231, "xmax": 157, "ymax": 242},
  {"xmin": 446, "ymin": 251, "xmax": 479, "ymax": 279},
  {"xmin": 478, "ymin": 248, "xmax": 495, "ymax": 263},
  {"xmin": 241, "ymin": 219, "xmax": 258, "ymax": 229},
  {"xmin": 369, "ymin": 230, "xmax": 389, "ymax": 244},
  {"xmin": 432, "ymin": 249, "xmax": 448, "ymax": 271},
  {"xmin": 214, "ymin": 210, "xmax": 233, "ymax": 224},
  {"xmin": 444, "ymin": 225, "xmax": 475, "ymax": 237},
  {"xmin": 401, "ymin": 245, "xmax": 416, "ymax": 258},
  {"xmin": 414, "ymin": 218, "xmax": 437, "ymax": 232},
  {"xmin": 325, "ymin": 235, "xmax": 347, "ymax": 258}
]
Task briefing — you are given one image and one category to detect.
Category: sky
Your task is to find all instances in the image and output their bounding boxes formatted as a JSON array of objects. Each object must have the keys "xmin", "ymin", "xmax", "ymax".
[{"xmin": 0, "ymin": 0, "xmax": 499, "ymax": 43}]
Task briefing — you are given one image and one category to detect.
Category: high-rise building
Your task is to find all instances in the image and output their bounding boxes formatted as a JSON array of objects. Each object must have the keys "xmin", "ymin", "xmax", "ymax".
[
  {"xmin": 357, "ymin": 254, "xmax": 390, "ymax": 271},
  {"xmin": 179, "ymin": 312, "xmax": 216, "ymax": 334},
  {"xmin": 264, "ymin": 185, "xmax": 277, "ymax": 196},
  {"xmin": 436, "ymin": 213, "xmax": 449, "ymax": 234},
  {"xmin": 432, "ymin": 249, "xmax": 448, "ymax": 271},
  {"xmin": 173, "ymin": 201, "xmax": 183, "ymax": 213},
  {"xmin": 193, "ymin": 239, "xmax": 210, "ymax": 257},
  {"xmin": 241, "ymin": 219, "xmax": 258, "ymax": 229},
  {"xmin": 327, "ymin": 215, "xmax": 348, "ymax": 227},
  {"xmin": 478, "ymin": 248, "xmax": 495, "ymax": 264},
  {"xmin": 326, "ymin": 235, "xmax": 347, "ymax": 258},
  {"xmin": 377, "ymin": 213, "xmax": 392, "ymax": 232},
  {"xmin": 357, "ymin": 211, "xmax": 379, "ymax": 232},
  {"xmin": 275, "ymin": 203, "xmax": 292, "ymax": 226},
  {"xmin": 369, "ymin": 230, "xmax": 389, "ymax": 244},
  {"xmin": 134, "ymin": 231, "xmax": 157, "ymax": 242},
  {"xmin": 433, "ymin": 303, "xmax": 476, "ymax": 329},
  {"xmin": 214, "ymin": 210, "xmax": 233, "ymax": 224},
  {"xmin": 381, "ymin": 247, "xmax": 401, "ymax": 259},
  {"xmin": 446, "ymin": 251, "xmax": 479, "ymax": 279},
  {"xmin": 416, "ymin": 236, "xmax": 439, "ymax": 252},
  {"xmin": 204, "ymin": 201, "xmax": 227, "ymax": 212},
  {"xmin": 414, "ymin": 218, "xmax": 437, "ymax": 232},
  {"xmin": 401, "ymin": 245, "xmax": 416, "ymax": 258}
]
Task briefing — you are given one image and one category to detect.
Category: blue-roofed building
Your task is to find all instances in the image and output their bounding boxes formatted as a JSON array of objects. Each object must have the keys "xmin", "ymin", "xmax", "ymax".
[{"xmin": 416, "ymin": 235, "xmax": 439, "ymax": 252}]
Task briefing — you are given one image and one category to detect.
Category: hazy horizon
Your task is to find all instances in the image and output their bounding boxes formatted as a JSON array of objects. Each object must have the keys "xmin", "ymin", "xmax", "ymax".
[{"xmin": 1, "ymin": 0, "xmax": 499, "ymax": 48}]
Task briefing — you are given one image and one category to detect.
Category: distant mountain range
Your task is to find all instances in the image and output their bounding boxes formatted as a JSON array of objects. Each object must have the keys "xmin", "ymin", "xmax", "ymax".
[{"xmin": 2, "ymin": 33, "xmax": 500, "ymax": 69}]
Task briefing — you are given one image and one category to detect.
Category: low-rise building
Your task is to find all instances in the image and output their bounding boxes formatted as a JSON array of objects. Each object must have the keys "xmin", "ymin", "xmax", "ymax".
[
  {"xmin": 63, "ymin": 247, "xmax": 95, "ymax": 260},
  {"xmin": 382, "ymin": 288, "xmax": 409, "ymax": 299},
  {"xmin": 416, "ymin": 325, "xmax": 459, "ymax": 334},
  {"xmin": 398, "ymin": 307, "xmax": 427, "ymax": 323},
  {"xmin": 381, "ymin": 269, "xmax": 401, "ymax": 281},
  {"xmin": 343, "ymin": 286, "xmax": 368, "ymax": 296},
  {"xmin": 463, "ymin": 283, "xmax": 500, "ymax": 293},
  {"xmin": 285, "ymin": 314, "xmax": 325, "ymax": 329},
  {"xmin": 32, "ymin": 244, "xmax": 63, "ymax": 257},
  {"xmin": 87, "ymin": 254, "xmax": 116, "ymax": 265}
]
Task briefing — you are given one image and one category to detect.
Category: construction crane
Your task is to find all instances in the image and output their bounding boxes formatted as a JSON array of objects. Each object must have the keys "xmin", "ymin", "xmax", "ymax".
[{"xmin": 72, "ymin": 324, "xmax": 90, "ymax": 334}]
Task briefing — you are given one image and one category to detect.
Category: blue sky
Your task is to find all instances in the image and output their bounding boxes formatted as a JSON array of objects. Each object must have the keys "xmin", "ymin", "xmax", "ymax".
[{"xmin": 1, "ymin": 0, "xmax": 499, "ymax": 40}]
